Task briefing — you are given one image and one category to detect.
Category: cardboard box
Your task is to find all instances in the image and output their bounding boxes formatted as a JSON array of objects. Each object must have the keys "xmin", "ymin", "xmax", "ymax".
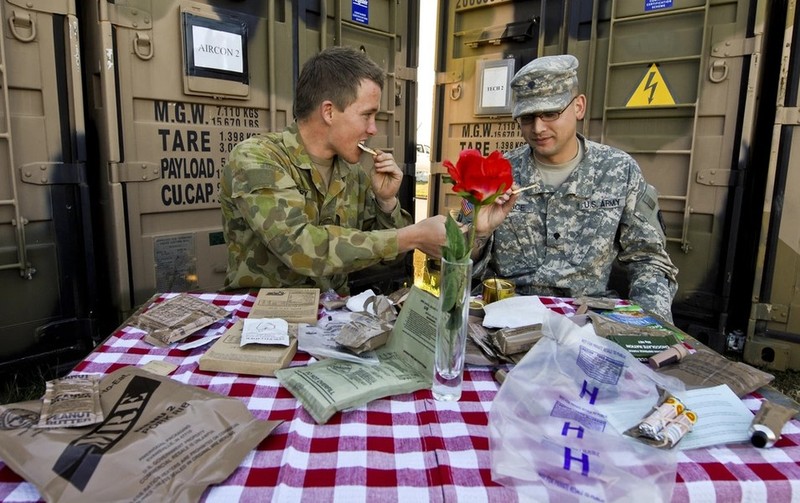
[
  {"xmin": 199, "ymin": 320, "xmax": 297, "ymax": 376},
  {"xmin": 250, "ymin": 288, "xmax": 320, "ymax": 325}
]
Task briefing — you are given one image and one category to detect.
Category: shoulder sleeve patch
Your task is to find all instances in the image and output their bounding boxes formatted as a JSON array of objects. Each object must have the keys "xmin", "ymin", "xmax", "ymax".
[
  {"xmin": 232, "ymin": 163, "xmax": 297, "ymax": 197},
  {"xmin": 635, "ymin": 183, "xmax": 666, "ymax": 238}
]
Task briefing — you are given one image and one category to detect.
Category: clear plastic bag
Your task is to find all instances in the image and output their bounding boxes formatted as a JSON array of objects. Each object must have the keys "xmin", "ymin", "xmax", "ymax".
[{"xmin": 489, "ymin": 311, "xmax": 686, "ymax": 502}]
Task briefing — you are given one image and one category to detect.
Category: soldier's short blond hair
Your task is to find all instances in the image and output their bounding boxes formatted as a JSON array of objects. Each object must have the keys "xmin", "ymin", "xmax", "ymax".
[{"xmin": 294, "ymin": 46, "xmax": 385, "ymax": 120}]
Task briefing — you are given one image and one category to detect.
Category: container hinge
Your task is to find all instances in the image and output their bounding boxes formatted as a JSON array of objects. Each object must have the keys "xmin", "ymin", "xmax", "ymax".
[
  {"xmin": 710, "ymin": 37, "xmax": 756, "ymax": 58},
  {"xmin": 109, "ymin": 162, "xmax": 161, "ymax": 183},
  {"xmin": 394, "ymin": 66, "xmax": 417, "ymax": 81},
  {"xmin": 19, "ymin": 162, "xmax": 86, "ymax": 185},
  {"xmin": 436, "ymin": 70, "xmax": 463, "ymax": 85},
  {"xmin": 105, "ymin": 0, "xmax": 153, "ymax": 30},
  {"xmin": 775, "ymin": 107, "xmax": 800, "ymax": 125},
  {"xmin": 695, "ymin": 168, "xmax": 733, "ymax": 186},
  {"xmin": 753, "ymin": 303, "xmax": 789, "ymax": 323},
  {"xmin": 6, "ymin": 0, "xmax": 74, "ymax": 16}
]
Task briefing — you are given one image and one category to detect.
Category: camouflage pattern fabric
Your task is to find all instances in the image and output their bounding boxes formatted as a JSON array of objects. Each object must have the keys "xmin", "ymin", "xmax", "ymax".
[
  {"xmin": 471, "ymin": 134, "xmax": 679, "ymax": 321},
  {"xmin": 220, "ymin": 122, "xmax": 411, "ymax": 294},
  {"xmin": 510, "ymin": 54, "xmax": 579, "ymax": 118}
]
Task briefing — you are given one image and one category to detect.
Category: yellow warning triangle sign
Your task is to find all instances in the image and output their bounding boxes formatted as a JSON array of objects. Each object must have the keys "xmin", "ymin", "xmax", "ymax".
[{"xmin": 626, "ymin": 64, "xmax": 676, "ymax": 107}]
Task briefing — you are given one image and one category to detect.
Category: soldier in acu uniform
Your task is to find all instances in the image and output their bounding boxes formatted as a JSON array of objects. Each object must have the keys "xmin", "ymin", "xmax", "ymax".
[
  {"xmin": 469, "ymin": 55, "xmax": 679, "ymax": 321},
  {"xmin": 220, "ymin": 46, "xmax": 447, "ymax": 294}
]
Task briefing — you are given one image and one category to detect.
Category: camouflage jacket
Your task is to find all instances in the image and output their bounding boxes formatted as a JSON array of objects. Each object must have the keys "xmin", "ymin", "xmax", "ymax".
[
  {"xmin": 220, "ymin": 123, "xmax": 411, "ymax": 294},
  {"xmin": 474, "ymin": 135, "xmax": 679, "ymax": 321}
]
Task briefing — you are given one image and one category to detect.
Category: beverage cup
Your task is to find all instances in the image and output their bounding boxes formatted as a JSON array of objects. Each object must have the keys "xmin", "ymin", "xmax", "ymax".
[{"xmin": 482, "ymin": 278, "xmax": 515, "ymax": 304}]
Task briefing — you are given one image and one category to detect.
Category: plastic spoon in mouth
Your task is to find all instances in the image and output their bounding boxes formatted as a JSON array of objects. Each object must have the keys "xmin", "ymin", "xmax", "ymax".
[{"xmin": 358, "ymin": 143, "xmax": 378, "ymax": 155}]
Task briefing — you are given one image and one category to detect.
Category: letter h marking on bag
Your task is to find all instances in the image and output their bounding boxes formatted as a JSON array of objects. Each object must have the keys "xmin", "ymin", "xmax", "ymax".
[
  {"xmin": 580, "ymin": 380, "xmax": 599, "ymax": 405},
  {"xmin": 561, "ymin": 422, "xmax": 585, "ymax": 438},
  {"xmin": 563, "ymin": 448, "xmax": 591, "ymax": 476}
]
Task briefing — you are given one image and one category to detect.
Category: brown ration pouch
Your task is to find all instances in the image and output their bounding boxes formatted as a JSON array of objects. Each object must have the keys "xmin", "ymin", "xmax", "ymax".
[{"xmin": 0, "ymin": 366, "xmax": 280, "ymax": 503}]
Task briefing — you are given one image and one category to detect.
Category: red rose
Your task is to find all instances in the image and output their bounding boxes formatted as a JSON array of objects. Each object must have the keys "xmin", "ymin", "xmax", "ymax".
[
  {"xmin": 443, "ymin": 149, "xmax": 513, "ymax": 205},
  {"xmin": 440, "ymin": 149, "xmax": 514, "ymax": 263}
]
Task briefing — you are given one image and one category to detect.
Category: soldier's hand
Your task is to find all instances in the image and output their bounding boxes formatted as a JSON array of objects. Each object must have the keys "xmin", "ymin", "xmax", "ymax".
[
  {"xmin": 474, "ymin": 187, "xmax": 519, "ymax": 237},
  {"xmin": 397, "ymin": 215, "xmax": 447, "ymax": 257},
  {"xmin": 371, "ymin": 150, "xmax": 403, "ymax": 204}
]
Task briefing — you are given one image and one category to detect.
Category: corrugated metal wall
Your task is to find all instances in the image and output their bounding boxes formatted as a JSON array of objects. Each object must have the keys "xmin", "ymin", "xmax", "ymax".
[
  {"xmin": 431, "ymin": 0, "xmax": 800, "ymax": 369},
  {"xmin": 1, "ymin": 0, "xmax": 420, "ymax": 368}
]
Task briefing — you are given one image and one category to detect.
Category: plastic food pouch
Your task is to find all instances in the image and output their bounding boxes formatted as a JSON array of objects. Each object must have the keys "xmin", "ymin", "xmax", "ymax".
[
  {"xmin": 37, "ymin": 374, "xmax": 103, "ymax": 429},
  {"xmin": 489, "ymin": 311, "xmax": 686, "ymax": 503},
  {"xmin": 133, "ymin": 293, "xmax": 230, "ymax": 346}
]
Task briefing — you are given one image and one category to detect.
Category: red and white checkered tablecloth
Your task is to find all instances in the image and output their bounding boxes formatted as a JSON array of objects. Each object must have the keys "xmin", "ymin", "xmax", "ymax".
[{"xmin": 1, "ymin": 293, "xmax": 799, "ymax": 502}]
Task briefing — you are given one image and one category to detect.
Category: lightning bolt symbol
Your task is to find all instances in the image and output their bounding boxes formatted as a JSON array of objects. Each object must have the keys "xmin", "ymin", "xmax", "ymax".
[{"xmin": 644, "ymin": 71, "xmax": 658, "ymax": 104}]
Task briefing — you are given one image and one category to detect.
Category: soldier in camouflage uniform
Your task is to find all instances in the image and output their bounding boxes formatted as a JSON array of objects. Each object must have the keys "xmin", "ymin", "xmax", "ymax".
[
  {"xmin": 470, "ymin": 55, "xmax": 679, "ymax": 321},
  {"xmin": 221, "ymin": 46, "xmax": 447, "ymax": 294}
]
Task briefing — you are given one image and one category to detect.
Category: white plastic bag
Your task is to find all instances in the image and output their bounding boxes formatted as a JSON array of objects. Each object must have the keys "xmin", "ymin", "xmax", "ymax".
[{"xmin": 489, "ymin": 311, "xmax": 686, "ymax": 502}]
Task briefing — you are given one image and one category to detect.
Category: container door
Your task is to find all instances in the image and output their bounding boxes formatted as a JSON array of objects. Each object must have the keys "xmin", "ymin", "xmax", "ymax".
[
  {"xmin": 431, "ymin": 0, "xmax": 758, "ymax": 349},
  {"xmin": 0, "ymin": 0, "xmax": 95, "ymax": 367},
  {"xmin": 743, "ymin": 0, "xmax": 800, "ymax": 371},
  {"xmin": 585, "ymin": 0, "xmax": 756, "ymax": 349},
  {"xmin": 296, "ymin": 0, "xmax": 420, "ymax": 293},
  {"xmin": 430, "ymin": 1, "xmax": 538, "ymax": 216},
  {"xmin": 81, "ymin": 1, "xmax": 294, "ymax": 323}
]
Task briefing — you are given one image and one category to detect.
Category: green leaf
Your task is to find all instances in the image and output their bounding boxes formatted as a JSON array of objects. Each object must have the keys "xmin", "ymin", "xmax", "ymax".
[
  {"xmin": 440, "ymin": 266, "xmax": 460, "ymax": 313},
  {"xmin": 446, "ymin": 308, "xmax": 463, "ymax": 332},
  {"xmin": 443, "ymin": 215, "xmax": 469, "ymax": 262},
  {"xmin": 479, "ymin": 189, "xmax": 505, "ymax": 206},
  {"xmin": 440, "ymin": 214, "xmax": 471, "ymax": 327}
]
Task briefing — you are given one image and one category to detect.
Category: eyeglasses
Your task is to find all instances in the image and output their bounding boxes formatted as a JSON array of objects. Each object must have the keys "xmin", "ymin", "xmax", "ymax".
[{"xmin": 517, "ymin": 96, "xmax": 576, "ymax": 125}]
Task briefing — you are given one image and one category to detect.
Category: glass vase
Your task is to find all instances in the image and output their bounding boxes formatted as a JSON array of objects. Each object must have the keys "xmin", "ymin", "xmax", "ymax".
[{"xmin": 432, "ymin": 257, "xmax": 473, "ymax": 401}]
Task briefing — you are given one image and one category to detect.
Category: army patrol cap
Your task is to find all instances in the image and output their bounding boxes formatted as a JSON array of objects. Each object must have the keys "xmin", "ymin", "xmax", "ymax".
[{"xmin": 510, "ymin": 55, "xmax": 579, "ymax": 119}]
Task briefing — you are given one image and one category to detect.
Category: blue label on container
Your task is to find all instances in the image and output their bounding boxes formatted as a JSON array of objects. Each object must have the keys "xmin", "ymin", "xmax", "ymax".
[
  {"xmin": 645, "ymin": 0, "xmax": 673, "ymax": 11},
  {"xmin": 352, "ymin": 0, "xmax": 369, "ymax": 24}
]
